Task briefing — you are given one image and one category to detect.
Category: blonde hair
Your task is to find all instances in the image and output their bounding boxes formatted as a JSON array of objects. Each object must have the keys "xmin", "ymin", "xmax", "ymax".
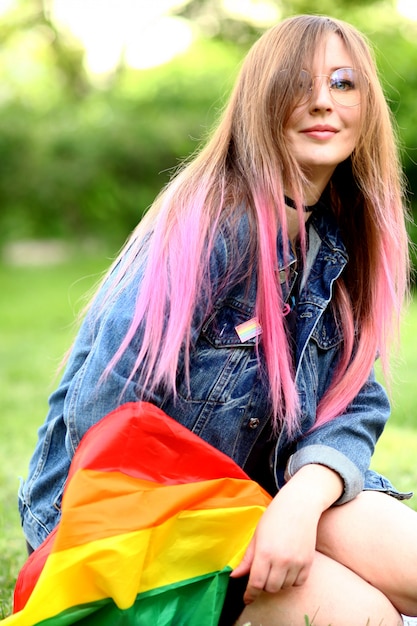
[{"xmin": 97, "ymin": 15, "xmax": 409, "ymax": 434}]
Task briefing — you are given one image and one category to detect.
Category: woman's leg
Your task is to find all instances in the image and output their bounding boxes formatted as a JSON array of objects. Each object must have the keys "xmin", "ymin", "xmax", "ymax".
[
  {"xmin": 235, "ymin": 549, "xmax": 403, "ymax": 626},
  {"xmin": 317, "ymin": 491, "xmax": 417, "ymax": 617}
]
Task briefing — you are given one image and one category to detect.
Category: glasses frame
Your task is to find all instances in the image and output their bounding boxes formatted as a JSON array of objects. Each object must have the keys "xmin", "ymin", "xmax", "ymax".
[{"xmin": 295, "ymin": 67, "xmax": 368, "ymax": 108}]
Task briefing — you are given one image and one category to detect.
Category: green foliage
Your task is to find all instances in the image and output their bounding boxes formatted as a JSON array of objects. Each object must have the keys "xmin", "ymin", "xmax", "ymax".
[
  {"xmin": 284, "ymin": 0, "xmax": 383, "ymax": 17},
  {"xmin": 0, "ymin": 36, "xmax": 241, "ymax": 245},
  {"xmin": 0, "ymin": 250, "xmax": 110, "ymax": 617},
  {"xmin": 0, "ymin": 1, "xmax": 416, "ymax": 261}
]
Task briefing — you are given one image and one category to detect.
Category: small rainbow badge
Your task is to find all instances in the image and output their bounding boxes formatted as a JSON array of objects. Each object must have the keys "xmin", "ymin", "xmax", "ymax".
[{"xmin": 235, "ymin": 317, "xmax": 262, "ymax": 342}]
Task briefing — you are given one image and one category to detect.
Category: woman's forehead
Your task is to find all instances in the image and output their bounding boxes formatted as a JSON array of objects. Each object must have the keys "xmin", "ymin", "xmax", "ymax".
[{"xmin": 303, "ymin": 33, "xmax": 354, "ymax": 72}]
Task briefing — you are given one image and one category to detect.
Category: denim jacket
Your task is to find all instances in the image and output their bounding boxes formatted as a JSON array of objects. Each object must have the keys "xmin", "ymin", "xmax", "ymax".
[{"xmin": 19, "ymin": 207, "xmax": 411, "ymax": 550}]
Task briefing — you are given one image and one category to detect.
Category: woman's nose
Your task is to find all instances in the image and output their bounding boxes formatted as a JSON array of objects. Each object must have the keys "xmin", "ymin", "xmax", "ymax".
[{"xmin": 309, "ymin": 75, "xmax": 334, "ymax": 110}]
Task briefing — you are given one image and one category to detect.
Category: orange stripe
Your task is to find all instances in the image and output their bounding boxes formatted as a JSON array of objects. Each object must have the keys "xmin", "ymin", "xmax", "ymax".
[{"xmin": 54, "ymin": 469, "xmax": 271, "ymax": 551}]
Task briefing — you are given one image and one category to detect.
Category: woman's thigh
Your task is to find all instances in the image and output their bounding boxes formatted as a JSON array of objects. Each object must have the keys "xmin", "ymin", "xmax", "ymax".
[
  {"xmin": 236, "ymin": 549, "xmax": 403, "ymax": 626},
  {"xmin": 317, "ymin": 491, "xmax": 417, "ymax": 617}
]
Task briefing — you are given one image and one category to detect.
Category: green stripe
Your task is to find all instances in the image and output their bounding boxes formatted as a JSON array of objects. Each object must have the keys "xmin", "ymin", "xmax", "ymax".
[{"xmin": 33, "ymin": 567, "xmax": 232, "ymax": 626}]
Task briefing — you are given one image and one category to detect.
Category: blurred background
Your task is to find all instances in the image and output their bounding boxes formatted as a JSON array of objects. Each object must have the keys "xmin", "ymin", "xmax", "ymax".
[
  {"xmin": 2, "ymin": 0, "xmax": 417, "ymax": 617},
  {"xmin": 0, "ymin": 0, "xmax": 416, "ymax": 252}
]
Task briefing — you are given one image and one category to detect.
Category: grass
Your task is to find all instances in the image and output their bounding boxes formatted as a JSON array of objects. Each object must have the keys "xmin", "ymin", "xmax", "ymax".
[
  {"xmin": 0, "ymin": 246, "xmax": 111, "ymax": 616},
  {"xmin": 1, "ymin": 248, "xmax": 417, "ymax": 618}
]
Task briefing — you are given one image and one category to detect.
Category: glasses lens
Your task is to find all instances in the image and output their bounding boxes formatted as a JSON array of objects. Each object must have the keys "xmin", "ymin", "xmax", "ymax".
[
  {"xmin": 328, "ymin": 68, "xmax": 364, "ymax": 106},
  {"xmin": 292, "ymin": 68, "xmax": 366, "ymax": 107}
]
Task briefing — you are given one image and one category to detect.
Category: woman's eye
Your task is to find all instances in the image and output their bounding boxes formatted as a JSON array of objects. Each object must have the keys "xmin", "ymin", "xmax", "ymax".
[{"xmin": 332, "ymin": 79, "xmax": 355, "ymax": 91}]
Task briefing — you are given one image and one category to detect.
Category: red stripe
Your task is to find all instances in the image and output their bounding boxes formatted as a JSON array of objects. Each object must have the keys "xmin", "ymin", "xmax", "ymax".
[{"xmin": 68, "ymin": 402, "xmax": 250, "ymax": 485}]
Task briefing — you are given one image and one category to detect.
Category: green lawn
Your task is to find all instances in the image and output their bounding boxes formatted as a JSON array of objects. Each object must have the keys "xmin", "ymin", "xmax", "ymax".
[
  {"xmin": 1, "ymin": 250, "xmax": 417, "ymax": 617},
  {"xmin": 0, "ymin": 248, "xmax": 110, "ymax": 616}
]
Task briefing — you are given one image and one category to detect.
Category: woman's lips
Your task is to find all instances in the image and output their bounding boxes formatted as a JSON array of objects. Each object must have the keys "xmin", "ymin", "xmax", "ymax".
[{"xmin": 301, "ymin": 125, "xmax": 338, "ymax": 140}]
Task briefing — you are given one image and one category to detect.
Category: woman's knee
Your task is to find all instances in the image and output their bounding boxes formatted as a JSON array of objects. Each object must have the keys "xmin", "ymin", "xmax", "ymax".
[
  {"xmin": 235, "ymin": 550, "xmax": 403, "ymax": 626},
  {"xmin": 316, "ymin": 491, "xmax": 417, "ymax": 617}
]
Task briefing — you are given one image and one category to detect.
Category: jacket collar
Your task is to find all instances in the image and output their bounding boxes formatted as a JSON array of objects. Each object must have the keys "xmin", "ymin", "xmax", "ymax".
[{"xmin": 277, "ymin": 205, "xmax": 348, "ymax": 272}]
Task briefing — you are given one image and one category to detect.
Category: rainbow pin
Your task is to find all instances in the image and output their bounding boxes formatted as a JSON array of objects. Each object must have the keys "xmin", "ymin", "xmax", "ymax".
[{"xmin": 235, "ymin": 317, "xmax": 262, "ymax": 342}]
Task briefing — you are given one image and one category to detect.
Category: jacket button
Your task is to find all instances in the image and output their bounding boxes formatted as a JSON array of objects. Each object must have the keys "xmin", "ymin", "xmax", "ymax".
[{"xmin": 248, "ymin": 418, "xmax": 260, "ymax": 429}]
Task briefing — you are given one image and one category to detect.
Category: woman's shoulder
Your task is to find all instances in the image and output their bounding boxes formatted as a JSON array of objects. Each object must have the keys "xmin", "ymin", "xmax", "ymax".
[{"xmin": 210, "ymin": 206, "xmax": 255, "ymax": 273}]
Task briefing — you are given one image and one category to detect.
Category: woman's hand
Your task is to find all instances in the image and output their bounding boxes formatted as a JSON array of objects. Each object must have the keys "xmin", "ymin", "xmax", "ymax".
[{"xmin": 230, "ymin": 463, "xmax": 344, "ymax": 605}]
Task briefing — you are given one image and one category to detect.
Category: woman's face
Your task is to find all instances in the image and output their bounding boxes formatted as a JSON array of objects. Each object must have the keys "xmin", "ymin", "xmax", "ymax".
[{"xmin": 285, "ymin": 33, "xmax": 363, "ymax": 191}]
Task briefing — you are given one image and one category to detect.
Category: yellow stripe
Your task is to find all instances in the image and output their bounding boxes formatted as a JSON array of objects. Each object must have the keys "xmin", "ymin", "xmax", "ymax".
[
  {"xmin": 10, "ymin": 505, "xmax": 265, "ymax": 625},
  {"xmin": 55, "ymin": 470, "xmax": 269, "ymax": 550}
]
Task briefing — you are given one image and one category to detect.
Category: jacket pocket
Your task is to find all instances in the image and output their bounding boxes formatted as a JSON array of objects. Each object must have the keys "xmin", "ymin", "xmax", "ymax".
[
  {"xmin": 310, "ymin": 306, "xmax": 343, "ymax": 350},
  {"xmin": 176, "ymin": 299, "xmax": 259, "ymax": 403},
  {"xmin": 202, "ymin": 297, "xmax": 259, "ymax": 348}
]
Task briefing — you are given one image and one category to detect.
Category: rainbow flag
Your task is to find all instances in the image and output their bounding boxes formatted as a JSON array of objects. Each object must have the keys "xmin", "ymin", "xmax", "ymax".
[{"xmin": 4, "ymin": 402, "xmax": 271, "ymax": 625}]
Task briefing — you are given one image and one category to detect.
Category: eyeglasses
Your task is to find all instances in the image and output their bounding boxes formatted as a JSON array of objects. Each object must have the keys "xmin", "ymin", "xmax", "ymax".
[{"xmin": 292, "ymin": 68, "xmax": 367, "ymax": 107}]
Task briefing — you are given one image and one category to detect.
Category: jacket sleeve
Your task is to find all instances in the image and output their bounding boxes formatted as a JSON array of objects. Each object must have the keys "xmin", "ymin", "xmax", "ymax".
[
  {"xmin": 284, "ymin": 368, "xmax": 390, "ymax": 504},
  {"xmin": 61, "ymin": 277, "xmax": 158, "ymax": 454}
]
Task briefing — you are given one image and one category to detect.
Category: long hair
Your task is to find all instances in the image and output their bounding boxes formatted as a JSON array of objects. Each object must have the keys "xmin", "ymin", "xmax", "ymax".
[{"xmin": 93, "ymin": 15, "xmax": 409, "ymax": 435}]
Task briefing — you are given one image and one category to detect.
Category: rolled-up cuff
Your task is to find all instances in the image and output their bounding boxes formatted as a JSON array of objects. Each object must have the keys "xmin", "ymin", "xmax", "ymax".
[{"xmin": 284, "ymin": 444, "xmax": 364, "ymax": 505}]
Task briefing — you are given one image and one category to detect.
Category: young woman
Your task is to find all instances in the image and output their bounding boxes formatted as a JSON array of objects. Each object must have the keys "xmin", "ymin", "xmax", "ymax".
[{"xmin": 19, "ymin": 15, "xmax": 417, "ymax": 626}]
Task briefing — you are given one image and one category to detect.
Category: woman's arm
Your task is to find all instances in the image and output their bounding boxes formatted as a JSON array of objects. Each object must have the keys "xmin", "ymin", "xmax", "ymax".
[
  {"xmin": 231, "ymin": 369, "xmax": 391, "ymax": 602},
  {"xmin": 231, "ymin": 463, "xmax": 343, "ymax": 604},
  {"xmin": 285, "ymin": 368, "xmax": 390, "ymax": 505}
]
